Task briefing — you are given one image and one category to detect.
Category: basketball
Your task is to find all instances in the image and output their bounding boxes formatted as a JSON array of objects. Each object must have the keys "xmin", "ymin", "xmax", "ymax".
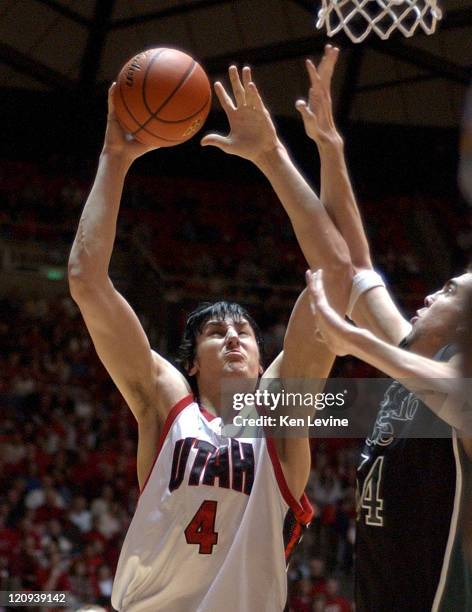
[{"xmin": 113, "ymin": 48, "xmax": 212, "ymax": 147}]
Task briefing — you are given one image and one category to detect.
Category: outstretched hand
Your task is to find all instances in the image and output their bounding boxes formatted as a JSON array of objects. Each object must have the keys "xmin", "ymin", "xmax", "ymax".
[
  {"xmin": 201, "ymin": 66, "xmax": 282, "ymax": 165},
  {"xmin": 296, "ymin": 45, "xmax": 343, "ymax": 148},
  {"xmin": 305, "ymin": 269, "xmax": 355, "ymax": 357},
  {"xmin": 102, "ymin": 83, "xmax": 158, "ymax": 162}
]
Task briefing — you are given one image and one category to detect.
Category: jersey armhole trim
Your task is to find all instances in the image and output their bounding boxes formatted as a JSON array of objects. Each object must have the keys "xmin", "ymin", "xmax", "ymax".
[
  {"xmin": 265, "ymin": 437, "xmax": 313, "ymax": 525},
  {"xmin": 199, "ymin": 404, "xmax": 218, "ymax": 422},
  {"xmin": 139, "ymin": 393, "xmax": 194, "ymax": 496}
]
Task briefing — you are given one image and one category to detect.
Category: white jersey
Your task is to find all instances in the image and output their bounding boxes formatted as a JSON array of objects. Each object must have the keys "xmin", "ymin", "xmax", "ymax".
[{"xmin": 112, "ymin": 395, "xmax": 312, "ymax": 612}]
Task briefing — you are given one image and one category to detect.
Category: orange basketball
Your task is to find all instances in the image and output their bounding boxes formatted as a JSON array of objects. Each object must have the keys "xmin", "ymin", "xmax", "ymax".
[{"xmin": 113, "ymin": 48, "xmax": 212, "ymax": 147}]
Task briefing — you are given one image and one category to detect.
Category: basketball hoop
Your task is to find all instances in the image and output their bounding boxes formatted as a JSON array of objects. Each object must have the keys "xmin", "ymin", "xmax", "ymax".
[{"xmin": 316, "ymin": 0, "xmax": 443, "ymax": 43}]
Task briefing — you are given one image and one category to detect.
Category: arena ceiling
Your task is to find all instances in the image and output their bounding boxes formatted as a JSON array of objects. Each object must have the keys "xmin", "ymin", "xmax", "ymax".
[{"xmin": 0, "ymin": 0, "xmax": 471, "ymax": 127}]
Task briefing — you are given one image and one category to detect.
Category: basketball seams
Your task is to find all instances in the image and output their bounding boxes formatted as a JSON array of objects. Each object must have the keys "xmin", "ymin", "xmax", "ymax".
[
  {"xmin": 132, "ymin": 97, "xmax": 211, "ymax": 143},
  {"xmin": 117, "ymin": 73, "xmax": 184, "ymax": 142},
  {"xmin": 147, "ymin": 94, "xmax": 211, "ymax": 124},
  {"xmin": 115, "ymin": 48, "xmax": 211, "ymax": 146},
  {"xmin": 140, "ymin": 48, "xmax": 167, "ymax": 116},
  {"xmin": 137, "ymin": 56, "xmax": 197, "ymax": 134},
  {"xmin": 116, "ymin": 49, "xmax": 165, "ymax": 133},
  {"xmin": 132, "ymin": 129, "xmax": 184, "ymax": 143},
  {"xmin": 117, "ymin": 81, "xmax": 142, "ymax": 132},
  {"xmin": 116, "ymin": 48, "xmax": 190, "ymax": 140},
  {"xmin": 152, "ymin": 59, "xmax": 197, "ymax": 119}
]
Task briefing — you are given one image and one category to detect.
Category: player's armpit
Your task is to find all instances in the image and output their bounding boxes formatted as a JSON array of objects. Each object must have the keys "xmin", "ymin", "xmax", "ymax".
[
  {"xmin": 70, "ymin": 277, "xmax": 189, "ymax": 423},
  {"xmin": 262, "ymin": 291, "xmax": 337, "ymax": 501},
  {"xmin": 263, "ymin": 289, "xmax": 340, "ymax": 383},
  {"xmin": 352, "ymin": 285, "xmax": 412, "ymax": 346}
]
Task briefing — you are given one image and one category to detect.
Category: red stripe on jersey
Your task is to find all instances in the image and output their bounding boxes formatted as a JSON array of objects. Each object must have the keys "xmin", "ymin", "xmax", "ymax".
[
  {"xmin": 199, "ymin": 405, "xmax": 218, "ymax": 422},
  {"xmin": 266, "ymin": 437, "xmax": 313, "ymax": 525},
  {"xmin": 139, "ymin": 394, "xmax": 194, "ymax": 496}
]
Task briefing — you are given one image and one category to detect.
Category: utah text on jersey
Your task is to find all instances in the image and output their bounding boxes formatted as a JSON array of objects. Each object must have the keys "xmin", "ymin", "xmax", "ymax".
[
  {"xmin": 111, "ymin": 395, "xmax": 313, "ymax": 612},
  {"xmin": 169, "ymin": 437, "xmax": 255, "ymax": 496}
]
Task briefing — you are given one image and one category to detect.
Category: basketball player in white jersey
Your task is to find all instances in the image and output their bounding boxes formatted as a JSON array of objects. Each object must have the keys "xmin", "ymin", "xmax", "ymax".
[{"xmin": 68, "ymin": 60, "xmax": 353, "ymax": 611}]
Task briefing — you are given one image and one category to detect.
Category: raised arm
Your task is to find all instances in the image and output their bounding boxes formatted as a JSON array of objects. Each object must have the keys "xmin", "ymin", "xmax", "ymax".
[
  {"xmin": 261, "ymin": 288, "xmax": 341, "ymax": 501},
  {"xmin": 297, "ymin": 46, "xmax": 411, "ymax": 345},
  {"xmin": 68, "ymin": 85, "xmax": 189, "ymax": 488},
  {"xmin": 201, "ymin": 66, "xmax": 355, "ymax": 499},
  {"xmin": 201, "ymin": 66, "xmax": 351, "ymax": 314}
]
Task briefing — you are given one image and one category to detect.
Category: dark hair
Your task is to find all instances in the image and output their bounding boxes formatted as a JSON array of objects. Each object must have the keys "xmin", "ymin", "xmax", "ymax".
[{"xmin": 176, "ymin": 301, "xmax": 264, "ymax": 396}]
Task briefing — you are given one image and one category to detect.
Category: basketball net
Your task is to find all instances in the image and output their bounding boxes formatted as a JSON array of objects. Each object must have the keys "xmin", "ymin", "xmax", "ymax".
[{"xmin": 316, "ymin": 0, "xmax": 443, "ymax": 43}]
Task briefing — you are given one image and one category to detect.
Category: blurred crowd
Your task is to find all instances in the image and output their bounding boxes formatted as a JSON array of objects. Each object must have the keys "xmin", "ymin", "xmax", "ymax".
[
  {"xmin": 0, "ymin": 295, "xmax": 136, "ymax": 610},
  {"xmin": 2, "ymin": 160, "xmax": 469, "ymax": 306},
  {"xmin": 287, "ymin": 439, "xmax": 359, "ymax": 612}
]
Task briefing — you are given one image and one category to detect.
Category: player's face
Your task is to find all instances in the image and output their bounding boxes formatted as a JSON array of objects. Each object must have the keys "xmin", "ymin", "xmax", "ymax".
[
  {"xmin": 190, "ymin": 317, "xmax": 262, "ymax": 380},
  {"xmin": 408, "ymin": 273, "xmax": 472, "ymax": 347}
]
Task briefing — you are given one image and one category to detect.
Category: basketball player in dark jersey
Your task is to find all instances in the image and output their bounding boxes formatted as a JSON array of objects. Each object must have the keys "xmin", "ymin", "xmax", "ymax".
[
  {"xmin": 306, "ymin": 269, "xmax": 472, "ymax": 611},
  {"xmin": 294, "ymin": 45, "xmax": 472, "ymax": 611}
]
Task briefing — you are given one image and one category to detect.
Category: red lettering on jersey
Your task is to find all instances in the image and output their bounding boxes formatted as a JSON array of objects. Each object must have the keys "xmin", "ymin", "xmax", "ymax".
[{"xmin": 184, "ymin": 500, "xmax": 219, "ymax": 554}]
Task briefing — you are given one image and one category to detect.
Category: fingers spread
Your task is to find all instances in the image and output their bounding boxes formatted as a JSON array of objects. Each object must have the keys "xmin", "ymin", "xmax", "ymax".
[
  {"xmin": 200, "ymin": 133, "xmax": 231, "ymax": 153},
  {"xmin": 242, "ymin": 66, "xmax": 252, "ymax": 91},
  {"xmin": 306, "ymin": 58, "xmax": 321, "ymax": 88},
  {"xmin": 318, "ymin": 45, "xmax": 339, "ymax": 86},
  {"xmin": 242, "ymin": 66, "xmax": 261, "ymax": 109},
  {"xmin": 214, "ymin": 81, "xmax": 236, "ymax": 114},
  {"xmin": 246, "ymin": 82, "xmax": 264, "ymax": 111},
  {"xmin": 228, "ymin": 65, "xmax": 246, "ymax": 106}
]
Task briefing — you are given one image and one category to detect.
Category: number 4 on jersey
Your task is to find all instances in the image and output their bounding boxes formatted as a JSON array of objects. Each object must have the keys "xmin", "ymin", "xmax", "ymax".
[
  {"xmin": 358, "ymin": 456, "xmax": 384, "ymax": 526},
  {"xmin": 185, "ymin": 500, "xmax": 218, "ymax": 554}
]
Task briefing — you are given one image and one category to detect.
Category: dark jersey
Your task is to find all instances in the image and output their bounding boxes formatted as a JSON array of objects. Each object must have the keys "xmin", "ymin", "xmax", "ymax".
[{"xmin": 356, "ymin": 344, "xmax": 472, "ymax": 612}]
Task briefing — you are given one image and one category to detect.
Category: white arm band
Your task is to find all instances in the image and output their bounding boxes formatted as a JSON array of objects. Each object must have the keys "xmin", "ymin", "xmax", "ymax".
[{"xmin": 347, "ymin": 269, "xmax": 385, "ymax": 318}]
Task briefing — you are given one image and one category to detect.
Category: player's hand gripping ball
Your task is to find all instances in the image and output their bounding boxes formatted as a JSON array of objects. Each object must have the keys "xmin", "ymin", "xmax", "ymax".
[{"xmin": 113, "ymin": 48, "xmax": 212, "ymax": 147}]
